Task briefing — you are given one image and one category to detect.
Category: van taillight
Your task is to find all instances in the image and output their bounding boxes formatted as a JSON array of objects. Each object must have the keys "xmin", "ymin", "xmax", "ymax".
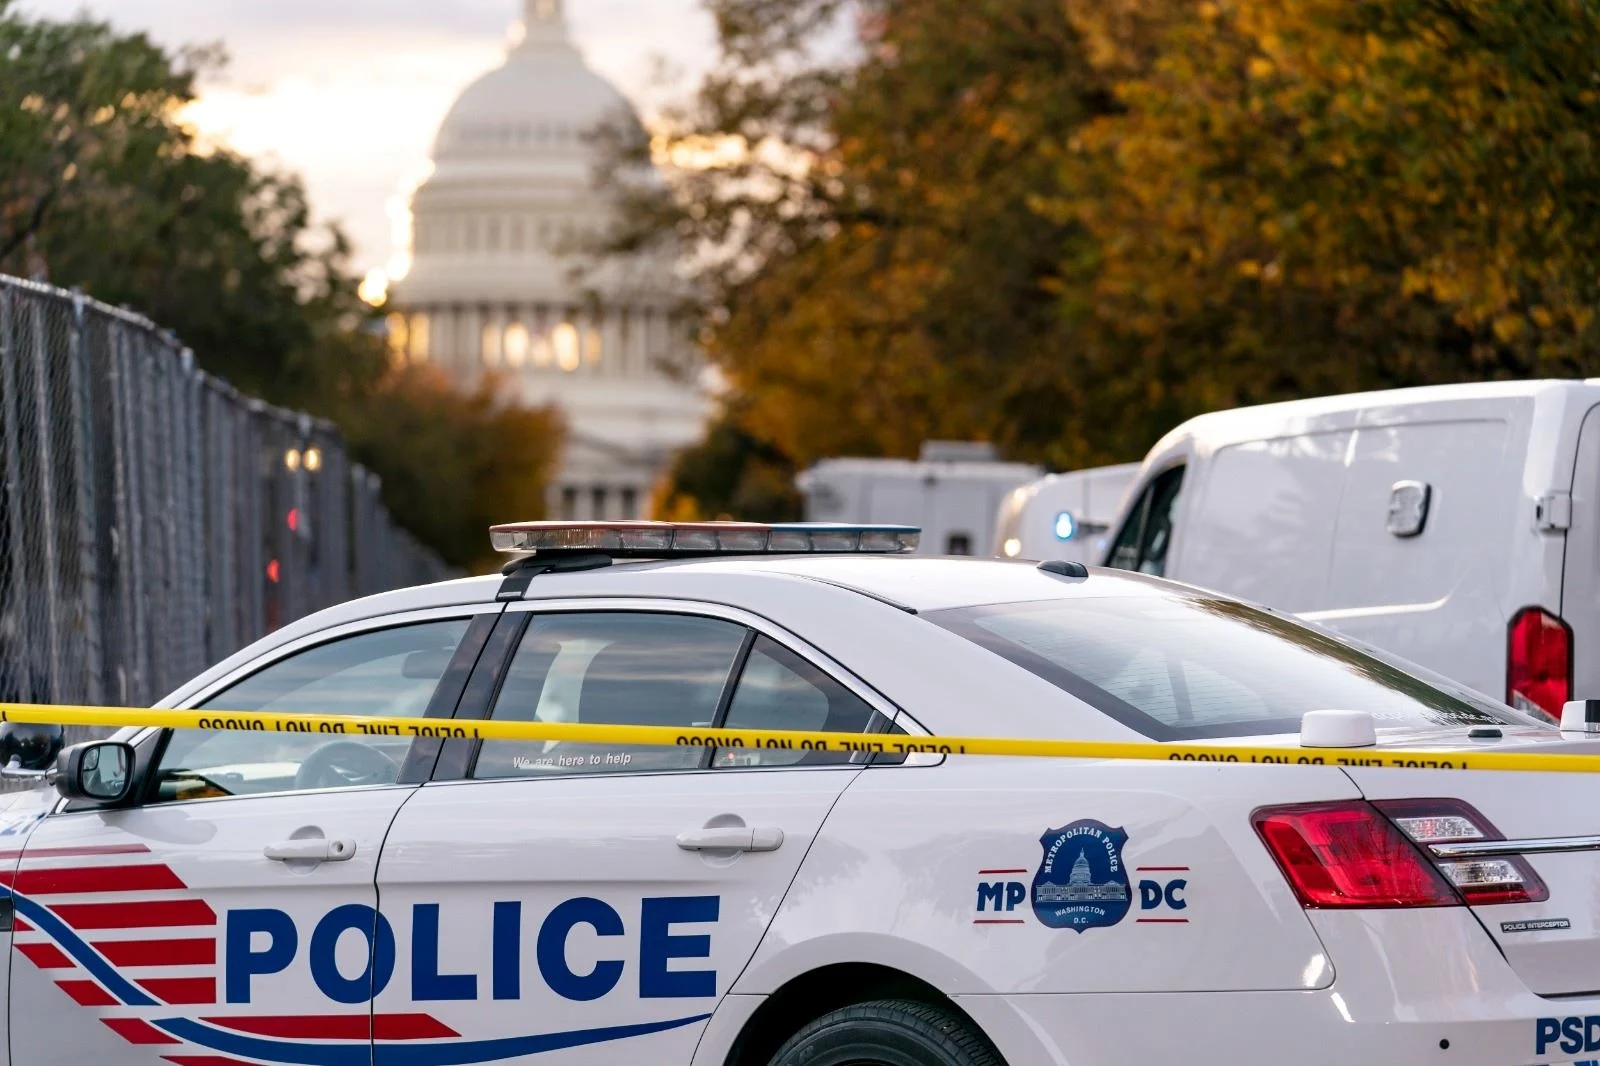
[
  {"xmin": 1254, "ymin": 800, "xmax": 1549, "ymax": 909},
  {"xmin": 1508, "ymin": 607, "xmax": 1571, "ymax": 723}
]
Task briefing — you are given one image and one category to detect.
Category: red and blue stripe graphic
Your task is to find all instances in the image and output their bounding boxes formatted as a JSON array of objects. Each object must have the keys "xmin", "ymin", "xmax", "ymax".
[{"xmin": 4, "ymin": 844, "xmax": 707, "ymax": 1064}]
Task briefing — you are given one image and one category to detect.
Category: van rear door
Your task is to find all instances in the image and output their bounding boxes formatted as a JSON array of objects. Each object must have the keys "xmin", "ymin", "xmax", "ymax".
[
  {"xmin": 1561, "ymin": 403, "xmax": 1600, "ymax": 706},
  {"xmin": 1313, "ymin": 418, "xmax": 1519, "ymax": 707}
]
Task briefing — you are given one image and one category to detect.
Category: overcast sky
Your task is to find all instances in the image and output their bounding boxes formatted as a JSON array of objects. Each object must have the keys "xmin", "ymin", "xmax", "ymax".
[{"xmin": 17, "ymin": 1, "xmax": 719, "ymax": 283}]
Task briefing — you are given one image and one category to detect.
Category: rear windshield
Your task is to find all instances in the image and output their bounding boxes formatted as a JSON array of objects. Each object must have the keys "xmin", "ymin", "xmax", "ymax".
[{"xmin": 929, "ymin": 592, "xmax": 1520, "ymax": 741}]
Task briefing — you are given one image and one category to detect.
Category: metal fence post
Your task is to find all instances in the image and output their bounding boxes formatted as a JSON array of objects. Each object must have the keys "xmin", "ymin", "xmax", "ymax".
[
  {"xmin": 25, "ymin": 294, "xmax": 63, "ymax": 702},
  {"xmin": 65, "ymin": 291, "xmax": 103, "ymax": 706},
  {"xmin": 119, "ymin": 327, "xmax": 151, "ymax": 704},
  {"xmin": 0, "ymin": 288, "xmax": 33, "ymax": 702}
]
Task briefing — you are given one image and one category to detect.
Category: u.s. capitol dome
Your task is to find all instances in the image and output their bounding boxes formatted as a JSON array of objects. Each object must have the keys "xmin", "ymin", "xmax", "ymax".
[{"xmin": 390, "ymin": 0, "xmax": 709, "ymax": 521}]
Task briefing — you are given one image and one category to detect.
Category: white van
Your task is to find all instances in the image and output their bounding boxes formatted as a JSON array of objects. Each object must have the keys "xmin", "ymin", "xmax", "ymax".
[
  {"xmin": 796, "ymin": 441, "xmax": 1042, "ymax": 557},
  {"xmin": 992, "ymin": 464, "xmax": 1140, "ymax": 564},
  {"xmin": 1104, "ymin": 380, "xmax": 1600, "ymax": 724}
]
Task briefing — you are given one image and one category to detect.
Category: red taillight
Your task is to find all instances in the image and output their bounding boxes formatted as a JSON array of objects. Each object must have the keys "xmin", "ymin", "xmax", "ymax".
[
  {"xmin": 1375, "ymin": 798, "xmax": 1548, "ymax": 906},
  {"xmin": 1256, "ymin": 799, "xmax": 1550, "ymax": 910},
  {"xmin": 1508, "ymin": 606, "xmax": 1571, "ymax": 724},
  {"xmin": 1254, "ymin": 802, "xmax": 1458, "ymax": 908}
]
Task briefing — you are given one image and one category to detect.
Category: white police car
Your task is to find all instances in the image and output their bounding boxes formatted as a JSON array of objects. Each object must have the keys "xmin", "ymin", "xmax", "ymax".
[{"xmin": 1, "ymin": 520, "xmax": 1599, "ymax": 1066}]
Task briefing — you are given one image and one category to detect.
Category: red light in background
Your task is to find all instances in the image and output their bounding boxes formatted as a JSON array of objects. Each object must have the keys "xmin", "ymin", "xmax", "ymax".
[
  {"xmin": 1508, "ymin": 607, "xmax": 1571, "ymax": 723},
  {"xmin": 266, "ymin": 559, "xmax": 280, "ymax": 584},
  {"xmin": 287, "ymin": 508, "xmax": 300, "ymax": 533}
]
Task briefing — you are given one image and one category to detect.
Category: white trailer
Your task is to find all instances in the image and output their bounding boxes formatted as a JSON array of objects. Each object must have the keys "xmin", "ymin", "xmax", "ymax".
[
  {"xmin": 796, "ymin": 442, "xmax": 1042, "ymax": 557},
  {"xmin": 992, "ymin": 463, "xmax": 1142, "ymax": 564}
]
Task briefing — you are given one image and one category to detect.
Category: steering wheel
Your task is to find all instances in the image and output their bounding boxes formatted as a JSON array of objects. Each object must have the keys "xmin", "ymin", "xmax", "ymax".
[{"xmin": 294, "ymin": 740, "xmax": 400, "ymax": 791}]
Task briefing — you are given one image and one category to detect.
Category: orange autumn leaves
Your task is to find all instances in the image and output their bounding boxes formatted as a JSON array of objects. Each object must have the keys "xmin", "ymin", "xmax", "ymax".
[{"xmin": 638, "ymin": 0, "xmax": 1600, "ymax": 518}]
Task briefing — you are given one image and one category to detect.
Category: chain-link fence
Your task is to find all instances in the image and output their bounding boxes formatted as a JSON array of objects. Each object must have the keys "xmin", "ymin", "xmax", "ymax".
[{"xmin": 0, "ymin": 274, "xmax": 453, "ymax": 749}]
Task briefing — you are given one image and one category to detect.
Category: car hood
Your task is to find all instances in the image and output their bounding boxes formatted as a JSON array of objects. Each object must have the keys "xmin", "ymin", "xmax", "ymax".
[{"xmin": 0, "ymin": 782, "xmax": 58, "ymax": 821}]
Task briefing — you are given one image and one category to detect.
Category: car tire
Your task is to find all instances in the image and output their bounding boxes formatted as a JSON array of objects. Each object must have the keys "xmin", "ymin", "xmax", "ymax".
[{"xmin": 767, "ymin": 998, "xmax": 1003, "ymax": 1066}]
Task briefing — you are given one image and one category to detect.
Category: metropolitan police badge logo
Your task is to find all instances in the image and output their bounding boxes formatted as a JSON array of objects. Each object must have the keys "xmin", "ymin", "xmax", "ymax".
[{"xmin": 1031, "ymin": 819, "xmax": 1132, "ymax": 932}]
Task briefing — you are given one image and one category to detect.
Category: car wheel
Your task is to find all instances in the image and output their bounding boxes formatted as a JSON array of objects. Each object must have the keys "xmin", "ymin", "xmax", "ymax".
[{"xmin": 767, "ymin": 998, "xmax": 1003, "ymax": 1066}]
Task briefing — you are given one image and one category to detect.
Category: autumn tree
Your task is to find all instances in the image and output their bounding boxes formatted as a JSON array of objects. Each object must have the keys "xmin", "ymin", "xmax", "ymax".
[
  {"xmin": 1054, "ymin": 0, "xmax": 1600, "ymax": 456},
  {"xmin": 625, "ymin": 0, "xmax": 1600, "ymax": 520},
  {"xmin": 610, "ymin": 0, "xmax": 1114, "ymax": 518},
  {"xmin": 333, "ymin": 368, "xmax": 563, "ymax": 574}
]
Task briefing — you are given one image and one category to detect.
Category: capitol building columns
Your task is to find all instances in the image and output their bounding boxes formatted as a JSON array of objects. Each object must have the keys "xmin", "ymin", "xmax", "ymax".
[{"xmin": 389, "ymin": 0, "xmax": 710, "ymax": 523}]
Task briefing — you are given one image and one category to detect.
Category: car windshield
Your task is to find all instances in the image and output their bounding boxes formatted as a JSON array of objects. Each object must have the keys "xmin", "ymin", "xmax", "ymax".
[{"xmin": 929, "ymin": 590, "xmax": 1524, "ymax": 741}]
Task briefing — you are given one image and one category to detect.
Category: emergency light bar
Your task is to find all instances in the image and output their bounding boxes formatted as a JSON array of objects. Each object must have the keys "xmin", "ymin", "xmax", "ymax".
[{"xmin": 489, "ymin": 521, "xmax": 921, "ymax": 557}]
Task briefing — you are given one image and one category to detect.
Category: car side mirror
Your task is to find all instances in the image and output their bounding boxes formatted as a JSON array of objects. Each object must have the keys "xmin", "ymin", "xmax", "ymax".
[{"xmin": 55, "ymin": 741, "xmax": 136, "ymax": 804}]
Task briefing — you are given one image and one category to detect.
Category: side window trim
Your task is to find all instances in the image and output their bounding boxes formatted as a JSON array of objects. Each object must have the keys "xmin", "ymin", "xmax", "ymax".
[
  {"xmin": 434, "ymin": 610, "xmax": 534, "ymax": 781},
  {"xmin": 705, "ymin": 628, "xmax": 759, "ymax": 769},
  {"xmin": 430, "ymin": 599, "xmax": 916, "ymax": 784},
  {"xmin": 397, "ymin": 611, "xmax": 503, "ymax": 784}
]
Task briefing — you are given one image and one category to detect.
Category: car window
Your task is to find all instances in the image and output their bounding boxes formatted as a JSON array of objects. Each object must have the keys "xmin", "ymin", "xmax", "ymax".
[
  {"xmin": 152, "ymin": 619, "xmax": 471, "ymax": 803},
  {"xmin": 713, "ymin": 636, "xmax": 892, "ymax": 768},
  {"xmin": 470, "ymin": 612, "xmax": 746, "ymax": 780},
  {"xmin": 929, "ymin": 589, "xmax": 1520, "ymax": 741},
  {"xmin": 1106, "ymin": 488, "xmax": 1150, "ymax": 569},
  {"xmin": 1107, "ymin": 466, "xmax": 1184, "ymax": 575},
  {"xmin": 1092, "ymin": 647, "xmax": 1273, "ymax": 725}
]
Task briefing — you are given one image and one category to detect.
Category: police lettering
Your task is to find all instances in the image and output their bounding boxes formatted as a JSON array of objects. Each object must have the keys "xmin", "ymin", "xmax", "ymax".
[
  {"xmin": 414, "ymin": 903, "xmax": 476, "ymax": 1000},
  {"xmin": 226, "ymin": 908, "xmax": 298, "ymax": 1003},
  {"xmin": 311, "ymin": 904, "xmax": 394, "ymax": 1003},
  {"xmin": 223, "ymin": 895, "xmax": 720, "ymax": 1005},
  {"xmin": 536, "ymin": 898, "xmax": 624, "ymax": 1001}
]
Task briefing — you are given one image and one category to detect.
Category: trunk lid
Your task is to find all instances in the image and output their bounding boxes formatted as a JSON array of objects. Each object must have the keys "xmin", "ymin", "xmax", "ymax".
[{"xmin": 1335, "ymin": 727, "xmax": 1600, "ymax": 995}]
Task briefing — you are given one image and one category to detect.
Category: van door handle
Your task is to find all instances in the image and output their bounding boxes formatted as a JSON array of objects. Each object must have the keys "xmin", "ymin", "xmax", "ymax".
[
  {"xmin": 676, "ymin": 827, "xmax": 784, "ymax": 853},
  {"xmin": 264, "ymin": 839, "xmax": 356, "ymax": 863}
]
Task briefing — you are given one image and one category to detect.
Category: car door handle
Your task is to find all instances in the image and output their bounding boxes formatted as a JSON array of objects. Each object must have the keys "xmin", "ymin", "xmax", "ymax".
[
  {"xmin": 264, "ymin": 838, "xmax": 357, "ymax": 863},
  {"xmin": 676, "ymin": 827, "xmax": 784, "ymax": 853}
]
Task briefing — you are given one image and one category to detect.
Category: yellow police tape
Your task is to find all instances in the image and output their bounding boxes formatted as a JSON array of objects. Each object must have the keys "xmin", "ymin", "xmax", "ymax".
[{"xmin": 4, "ymin": 702, "xmax": 1600, "ymax": 775}]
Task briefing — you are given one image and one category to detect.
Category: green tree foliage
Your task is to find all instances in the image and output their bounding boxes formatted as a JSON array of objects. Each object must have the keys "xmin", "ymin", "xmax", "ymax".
[
  {"xmin": 0, "ymin": 3, "xmax": 562, "ymax": 569},
  {"xmin": 611, "ymin": 0, "xmax": 1110, "ymax": 519},
  {"xmin": 621, "ymin": 0, "xmax": 1600, "ymax": 518},
  {"xmin": 654, "ymin": 405, "xmax": 802, "ymax": 522},
  {"xmin": 334, "ymin": 368, "xmax": 564, "ymax": 575}
]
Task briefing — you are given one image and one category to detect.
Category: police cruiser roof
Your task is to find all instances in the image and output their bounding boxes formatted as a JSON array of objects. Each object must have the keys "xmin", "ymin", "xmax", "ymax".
[{"xmin": 489, "ymin": 520, "xmax": 921, "ymax": 558}]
